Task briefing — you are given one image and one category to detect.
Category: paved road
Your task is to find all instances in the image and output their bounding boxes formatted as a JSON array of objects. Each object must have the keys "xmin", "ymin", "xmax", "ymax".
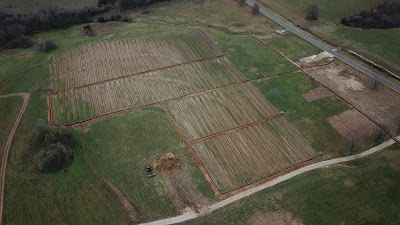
[
  {"xmin": 246, "ymin": 0, "xmax": 400, "ymax": 93},
  {"xmin": 139, "ymin": 137, "xmax": 397, "ymax": 225},
  {"xmin": 0, "ymin": 93, "xmax": 30, "ymax": 225}
]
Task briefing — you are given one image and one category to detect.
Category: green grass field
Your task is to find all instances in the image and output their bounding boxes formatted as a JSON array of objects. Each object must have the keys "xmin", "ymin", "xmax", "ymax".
[
  {"xmin": 207, "ymin": 32, "xmax": 298, "ymax": 79},
  {"xmin": 254, "ymin": 72, "xmax": 351, "ymax": 156},
  {"xmin": 258, "ymin": 0, "xmax": 400, "ymax": 76},
  {"xmin": 186, "ymin": 144, "xmax": 400, "ymax": 225},
  {"xmin": 262, "ymin": 34, "xmax": 321, "ymax": 61},
  {"xmin": 76, "ymin": 107, "xmax": 214, "ymax": 220}
]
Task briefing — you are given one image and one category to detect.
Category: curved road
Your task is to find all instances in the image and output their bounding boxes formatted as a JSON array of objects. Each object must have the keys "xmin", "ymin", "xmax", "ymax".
[
  {"xmin": 246, "ymin": 0, "xmax": 400, "ymax": 93},
  {"xmin": 140, "ymin": 137, "xmax": 397, "ymax": 225},
  {"xmin": 0, "ymin": 93, "xmax": 30, "ymax": 225}
]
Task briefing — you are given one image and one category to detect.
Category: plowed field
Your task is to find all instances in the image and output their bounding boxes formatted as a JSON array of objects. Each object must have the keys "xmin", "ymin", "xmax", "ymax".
[
  {"xmin": 168, "ymin": 83, "xmax": 279, "ymax": 141},
  {"xmin": 50, "ymin": 31, "xmax": 221, "ymax": 91},
  {"xmin": 51, "ymin": 58, "xmax": 246, "ymax": 125},
  {"xmin": 191, "ymin": 117, "xmax": 316, "ymax": 193}
]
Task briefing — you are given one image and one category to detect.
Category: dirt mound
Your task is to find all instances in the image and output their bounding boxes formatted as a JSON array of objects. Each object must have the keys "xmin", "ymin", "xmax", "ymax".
[
  {"xmin": 246, "ymin": 212, "xmax": 304, "ymax": 225},
  {"xmin": 154, "ymin": 153, "xmax": 182, "ymax": 172}
]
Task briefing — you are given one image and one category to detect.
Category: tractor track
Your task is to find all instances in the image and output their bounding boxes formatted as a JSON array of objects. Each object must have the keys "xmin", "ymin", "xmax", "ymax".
[{"xmin": 0, "ymin": 92, "xmax": 30, "ymax": 225}]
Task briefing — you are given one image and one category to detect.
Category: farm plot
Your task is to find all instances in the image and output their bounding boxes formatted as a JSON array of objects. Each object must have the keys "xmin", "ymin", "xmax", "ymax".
[
  {"xmin": 51, "ymin": 58, "xmax": 246, "ymax": 125},
  {"xmin": 168, "ymin": 83, "xmax": 280, "ymax": 141},
  {"xmin": 191, "ymin": 117, "xmax": 316, "ymax": 193},
  {"xmin": 50, "ymin": 31, "xmax": 222, "ymax": 91}
]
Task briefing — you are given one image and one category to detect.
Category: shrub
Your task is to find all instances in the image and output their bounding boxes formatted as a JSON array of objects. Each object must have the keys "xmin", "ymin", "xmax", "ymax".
[
  {"xmin": 307, "ymin": 4, "xmax": 319, "ymax": 20},
  {"xmin": 31, "ymin": 124, "xmax": 76, "ymax": 173},
  {"xmin": 38, "ymin": 40, "xmax": 57, "ymax": 51},
  {"xmin": 252, "ymin": 3, "xmax": 259, "ymax": 14}
]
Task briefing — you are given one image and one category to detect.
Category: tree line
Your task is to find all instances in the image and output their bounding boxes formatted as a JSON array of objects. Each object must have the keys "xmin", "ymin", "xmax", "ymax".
[
  {"xmin": 341, "ymin": 0, "xmax": 400, "ymax": 29},
  {"xmin": 0, "ymin": 0, "xmax": 172, "ymax": 50}
]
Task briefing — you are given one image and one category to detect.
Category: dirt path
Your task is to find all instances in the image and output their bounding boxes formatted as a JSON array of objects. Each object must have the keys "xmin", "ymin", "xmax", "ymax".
[
  {"xmin": 0, "ymin": 92, "xmax": 30, "ymax": 225},
  {"xmin": 139, "ymin": 137, "xmax": 398, "ymax": 225}
]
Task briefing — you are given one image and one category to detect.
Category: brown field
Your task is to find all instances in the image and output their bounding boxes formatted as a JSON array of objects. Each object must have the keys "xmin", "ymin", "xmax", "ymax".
[
  {"xmin": 50, "ymin": 31, "xmax": 222, "ymax": 91},
  {"xmin": 190, "ymin": 117, "xmax": 316, "ymax": 193},
  {"xmin": 303, "ymin": 86, "xmax": 334, "ymax": 102},
  {"xmin": 304, "ymin": 63, "xmax": 400, "ymax": 136},
  {"xmin": 51, "ymin": 58, "xmax": 246, "ymax": 125},
  {"xmin": 167, "ymin": 83, "xmax": 280, "ymax": 141},
  {"xmin": 328, "ymin": 109, "xmax": 378, "ymax": 144}
]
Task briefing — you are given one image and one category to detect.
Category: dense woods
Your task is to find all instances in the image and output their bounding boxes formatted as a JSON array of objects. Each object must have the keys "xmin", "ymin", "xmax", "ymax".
[
  {"xmin": 341, "ymin": 0, "xmax": 400, "ymax": 29},
  {"xmin": 0, "ymin": 0, "xmax": 171, "ymax": 50}
]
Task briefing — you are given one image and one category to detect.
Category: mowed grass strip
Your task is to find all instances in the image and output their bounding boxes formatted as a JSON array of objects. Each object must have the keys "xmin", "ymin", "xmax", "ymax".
[
  {"xmin": 254, "ymin": 72, "xmax": 350, "ymax": 156},
  {"xmin": 50, "ymin": 31, "xmax": 222, "ymax": 91},
  {"xmin": 185, "ymin": 145, "xmax": 400, "ymax": 225},
  {"xmin": 51, "ymin": 58, "xmax": 245, "ymax": 125},
  {"xmin": 191, "ymin": 118, "xmax": 316, "ymax": 194},
  {"xmin": 168, "ymin": 83, "xmax": 279, "ymax": 141},
  {"xmin": 78, "ymin": 108, "xmax": 188, "ymax": 220}
]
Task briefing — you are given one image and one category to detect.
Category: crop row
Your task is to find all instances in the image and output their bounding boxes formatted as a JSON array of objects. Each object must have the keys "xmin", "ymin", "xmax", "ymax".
[
  {"xmin": 51, "ymin": 58, "xmax": 245, "ymax": 125},
  {"xmin": 168, "ymin": 83, "xmax": 279, "ymax": 141},
  {"xmin": 190, "ymin": 117, "xmax": 316, "ymax": 193},
  {"xmin": 50, "ymin": 31, "xmax": 222, "ymax": 91}
]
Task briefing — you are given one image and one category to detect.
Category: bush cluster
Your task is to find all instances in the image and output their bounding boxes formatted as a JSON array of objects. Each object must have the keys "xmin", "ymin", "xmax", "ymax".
[
  {"xmin": 38, "ymin": 40, "xmax": 57, "ymax": 51},
  {"xmin": 341, "ymin": 0, "xmax": 400, "ymax": 29},
  {"xmin": 97, "ymin": 12, "xmax": 132, "ymax": 23},
  {"xmin": 31, "ymin": 125, "xmax": 77, "ymax": 173}
]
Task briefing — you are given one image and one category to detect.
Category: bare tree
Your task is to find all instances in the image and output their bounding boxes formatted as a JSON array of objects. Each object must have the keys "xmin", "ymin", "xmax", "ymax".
[
  {"xmin": 307, "ymin": 4, "xmax": 319, "ymax": 20},
  {"xmin": 252, "ymin": 3, "xmax": 260, "ymax": 14},
  {"xmin": 371, "ymin": 78, "xmax": 382, "ymax": 90}
]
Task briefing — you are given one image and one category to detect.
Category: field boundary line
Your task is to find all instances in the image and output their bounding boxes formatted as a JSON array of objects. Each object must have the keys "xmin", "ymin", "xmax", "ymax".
[
  {"xmin": 60, "ymin": 103, "xmax": 161, "ymax": 127},
  {"xmin": 160, "ymin": 102, "xmax": 222, "ymax": 197},
  {"xmin": 0, "ymin": 92, "xmax": 30, "ymax": 225},
  {"xmin": 220, "ymin": 154, "xmax": 321, "ymax": 197},
  {"xmin": 251, "ymin": 33, "xmax": 397, "ymax": 139},
  {"xmin": 51, "ymin": 66, "xmax": 300, "ymax": 127},
  {"xmin": 187, "ymin": 112, "xmax": 284, "ymax": 144},
  {"xmin": 52, "ymin": 54, "xmax": 228, "ymax": 95},
  {"xmin": 139, "ymin": 137, "xmax": 397, "ymax": 225},
  {"xmin": 159, "ymin": 103, "xmax": 194, "ymax": 157}
]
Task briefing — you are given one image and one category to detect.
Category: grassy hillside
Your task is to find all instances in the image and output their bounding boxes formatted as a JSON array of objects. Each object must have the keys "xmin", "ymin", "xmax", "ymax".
[
  {"xmin": 258, "ymin": 0, "xmax": 400, "ymax": 77},
  {"xmin": 186, "ymin": 143, "xmax": 400, "ymax": 225}
]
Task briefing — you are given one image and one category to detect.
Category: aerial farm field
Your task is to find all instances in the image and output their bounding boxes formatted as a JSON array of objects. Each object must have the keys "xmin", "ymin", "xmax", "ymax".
[{"xmin": 1, "ymin": 0, "xmax": 400, "ymax": 224}]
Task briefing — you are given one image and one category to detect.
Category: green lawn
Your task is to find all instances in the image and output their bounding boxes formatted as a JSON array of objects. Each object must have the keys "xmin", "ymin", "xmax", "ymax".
[
  {"xmin": 254, "ymin": 72, "xmax": 350, "ymax": 156},
  {"xmin": 186, "ymin": 144, "xmax": 400, "ymax": 225},
  {"xmin": 77, "ymin": 107, "xmax": 213, "ymax": 220},
  {"xmin": 258, "ymin": 0, "xmax": 400, "ymax": 76}
]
